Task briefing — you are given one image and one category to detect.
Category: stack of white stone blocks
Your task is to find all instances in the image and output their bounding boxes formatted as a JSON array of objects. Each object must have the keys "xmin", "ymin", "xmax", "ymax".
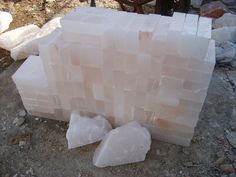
[{"xmin": 12, "ymin": 7, "xmax": 215, "ymax": 146}]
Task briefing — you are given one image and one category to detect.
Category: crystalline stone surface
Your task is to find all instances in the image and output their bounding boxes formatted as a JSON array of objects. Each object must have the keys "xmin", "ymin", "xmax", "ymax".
[
  {"xmin": 0, "ymin": 11, "xmax": 13, "ymax": 33},
  {"xmin": 93, "ymin": 121, "xmax": 151, "ymax": 167},
  {"xmin": 10, "ymin": 18, "xmax": 61, "ymax": 60},
  {"xmin": 12, "ymin": 7, "xmax": 215, "ymax": 146},
  {"xmin": 66, "ymin": 113, "xmax": 112, "ymax": 149},
  {"xmin": 0, "ymin": 24, "xmax": 40, "ymax": 50}
]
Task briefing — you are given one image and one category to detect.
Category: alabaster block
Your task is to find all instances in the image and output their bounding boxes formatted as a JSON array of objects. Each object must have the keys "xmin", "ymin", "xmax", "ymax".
[
  {"xmin": 197, "ymin": 16, "xmax": 212, "ymax": 39},
  {"xmin": 183, "ymin": 14, "xmax": 199, "ymax": 35},
  {"xmin": 13, "ymin": 7, "xmax": 215, "ymax": 146},
  {"xmin": 147, "ymin": 125, "xmax": 192, "ymax": 146}
]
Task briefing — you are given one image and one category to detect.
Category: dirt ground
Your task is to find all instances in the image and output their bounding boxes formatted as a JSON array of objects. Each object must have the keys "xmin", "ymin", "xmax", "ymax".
[{"xmin": 1, "ymin": 0, "xmax": 236, "ymax": 177}]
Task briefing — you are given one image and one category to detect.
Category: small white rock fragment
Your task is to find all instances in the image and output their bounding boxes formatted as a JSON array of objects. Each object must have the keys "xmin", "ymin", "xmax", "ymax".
[
  {"xmin": 0, "ymin": 24, "xmax": 40, "ymax": 51},
  {"xmin": 18, "ymin": 109, "xmax": 26, "ymax": 117},
  {"xmin": 19, "ymin": 140, "xmax": 26, "ymax": 147},
  {"xmin": 25, "ymin": 167, "xmax": 34, "ymax": 175},
  {"xmin": 13, "ymin": 117, "xmax": 25, "ymax": 127},
  {"xmin": 66, "ymin": 113, "xmax": 112, "ymax": 149},
  {"xmin": 93, "ymin": 121, "xmax": 151, "ymax": 167},
  {"xmin": 10, "ymin": 17, "xmax": 61, "ymax": 60},
  {"xmin": 0, "ymin": 11, "xmax": 13, "ymax": 33}
]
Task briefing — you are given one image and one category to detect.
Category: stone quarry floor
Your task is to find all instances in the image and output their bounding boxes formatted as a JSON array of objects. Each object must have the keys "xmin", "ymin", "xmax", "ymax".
[
  {"xmin": 1, "ymin": 60, "xmax": 236, "ymax": 177},
  {"xmin": 1, "ymin": 0, "xmax": 236, "ymax": 177}
]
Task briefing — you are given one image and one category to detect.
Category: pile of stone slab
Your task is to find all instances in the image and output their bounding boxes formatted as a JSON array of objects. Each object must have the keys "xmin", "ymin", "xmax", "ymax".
[{"xmin": 12, "ymin": 7, "xmax": 215, "ymax": 146}]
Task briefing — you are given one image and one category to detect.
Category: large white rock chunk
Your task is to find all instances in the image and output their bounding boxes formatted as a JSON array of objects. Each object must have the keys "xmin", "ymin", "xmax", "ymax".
[
  {"xmin": 0, "ymin": 24, "xmax": 40, "ymax": 51},
  {"xmin": 212, "ymin": 27, "xmax": 236, "ymax": 44},
  {"xmin": 93, "ymin": 121, "xmax": 151, "ymax": 167},
  {"xmin": 10, "ymin": 18, "xmax": 61, "ymax": 60},
  {"xmin": 0, "ymin": 11, "xmax": 13, "ymax": 33},
  {"xmin": 66, "ymin": 113, "xmax": 112, "ymax": 149}
]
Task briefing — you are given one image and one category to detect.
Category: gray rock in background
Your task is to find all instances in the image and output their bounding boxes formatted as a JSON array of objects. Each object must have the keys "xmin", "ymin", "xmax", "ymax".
[
  {"xmin": 216, "ymin": 41, "xmax": 236, "ymax": 63},
  {"xmin": 213, "ymin": 13, "xmax": 236, "ymax": 29},
  {"xmin": 191, "ymin": 0, "xmax": 203, "ymax": 8}
]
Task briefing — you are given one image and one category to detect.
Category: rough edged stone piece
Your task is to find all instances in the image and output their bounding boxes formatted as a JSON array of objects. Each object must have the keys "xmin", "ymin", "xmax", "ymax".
[
  {"xmin": 93, "ymin": 121, "xmax": 151, "ymax": 167},
  {"xmin": 0, "ymin": 24, "xmax": 40, "ymax": 51},
  {"xmin": 213, "ymin": 13, "xmax": 236, "ymax": 29},
  {"xmin": 212, "ymin": 27, "xmax": 236, "ymax": 44},
  {"xmin": 200, "ymin": 1, "xmax": 228, "ymax": 18},
  {"xmin": 216, "ymin": 41, "xmax": 236, "ymax": 63},
  {"xmin": 0, "ymin": 11, "xmax": 13, "ymax": 33},
  {"xmin": 66, "ymin": 113, "xmax": 112, "ymax": 149},
  {"xmin": 10, "ymin": 18, "xmax": 61, "ymax": 60}
]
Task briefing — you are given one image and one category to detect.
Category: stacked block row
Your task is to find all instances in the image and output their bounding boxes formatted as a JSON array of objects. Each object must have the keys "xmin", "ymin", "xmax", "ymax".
[{"xmin": 12, "ymin": 7, "xmax": 215, "ymax": 146}]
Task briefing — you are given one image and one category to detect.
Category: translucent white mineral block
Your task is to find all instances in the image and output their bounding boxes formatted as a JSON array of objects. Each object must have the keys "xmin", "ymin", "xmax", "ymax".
[
  {"xmin": 183, "ymin": 14, "xmax": 199, "ymax": 36},
  {"xmin": 197, "ymin": 17, "xmax": 212, "ymax": 39},
  {"xmin": 145, "ymin": 124, "xmax": 192, "ymax": 146},
  {"xmin": 66, "ymin": 113, "xmax": 112, "ymax": 149},
  {"xmin": 93, "ymin": 121, "xmax": 151, "ymax": 167},
  {"xmin": 188, "ymin": 40, "xmax": 215, "ymax": 72},
  {"xmin": 12, "ymin": 55, "xmax": 47, "ymax": 90},
  {"xmin": 170, "ymin": 12, "xmax": 186, "ymax": 32},
  {"xmin": 139, "ymin": 14, "xmax": 160, "ymax": 53}
]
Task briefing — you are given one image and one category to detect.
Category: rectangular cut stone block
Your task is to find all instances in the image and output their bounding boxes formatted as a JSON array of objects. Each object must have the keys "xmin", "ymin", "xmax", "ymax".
[{"xmin": 12, "ymin": 7, "xmax": 215, "ymax": 146}]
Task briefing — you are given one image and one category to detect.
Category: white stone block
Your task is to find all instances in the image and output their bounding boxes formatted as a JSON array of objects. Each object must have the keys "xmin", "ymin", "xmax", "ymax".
[
  {"xmin": 183, "ymin": 14, "xmax": 199, "ymax": 36},
  {"xmin": 197, "ymin": 17, "xmax": 212, "ymax": 39}
]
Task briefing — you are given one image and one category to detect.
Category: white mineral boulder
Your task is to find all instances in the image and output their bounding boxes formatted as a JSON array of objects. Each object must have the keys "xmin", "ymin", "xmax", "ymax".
[
  {"xmin": 0, "ymin": 11, "xmax": 13, "ymax": 33},
  {"xmin": 0, "ymin": 24, "xmax": 40, "ymax": 51},
  {"xmin": 66, "ymin": 113, "xmax": 112, "ymax": 149},
  {"xmin": 93, "ymin": 121, "xmax": 151, "ymax": 167},
  {"xmin": 212, "ymin": 27, "xmax": 236, "ymax": 44},
  {"xmin": 10, "ymin": 17, "xmax": 61, "ymax": 60},
  {"xmin": 213, "ymin": 13, "xmax": 236, "ymax": 29}
]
